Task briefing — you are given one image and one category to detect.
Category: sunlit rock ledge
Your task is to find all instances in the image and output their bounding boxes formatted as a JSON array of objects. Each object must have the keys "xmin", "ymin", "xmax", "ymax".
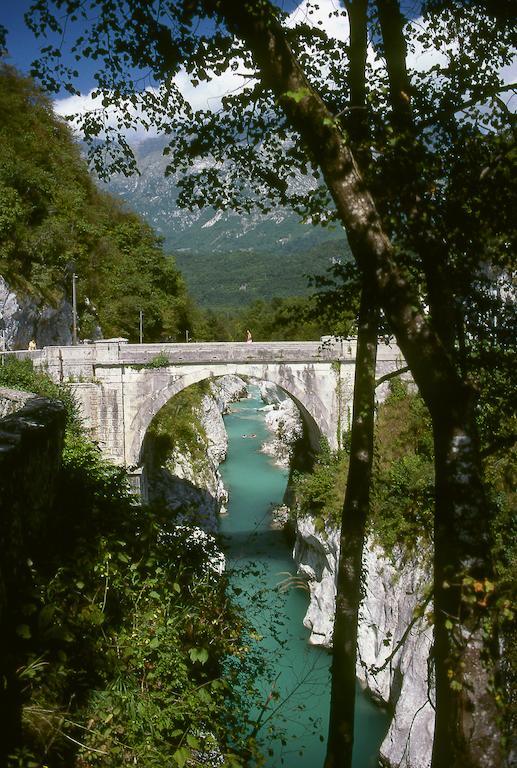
[{"xmin": 258, "ymin": 380, "xmax": 303, "ymax": 468}]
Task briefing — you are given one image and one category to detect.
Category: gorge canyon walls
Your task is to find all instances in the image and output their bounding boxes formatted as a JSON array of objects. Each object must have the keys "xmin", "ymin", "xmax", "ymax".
[{"xmin": 148, "ymin": 376, "xmax": 434, "ymax": 768}]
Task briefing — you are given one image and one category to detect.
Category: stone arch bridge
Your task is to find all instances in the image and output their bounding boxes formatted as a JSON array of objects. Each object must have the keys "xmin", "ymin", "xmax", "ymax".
[{"xmin": 21, "ymin": 338, "xmax": 404, "ymax": 482}]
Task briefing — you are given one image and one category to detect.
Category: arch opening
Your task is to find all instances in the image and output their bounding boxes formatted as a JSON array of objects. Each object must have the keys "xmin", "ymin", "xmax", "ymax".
[
  {"xmin": 127, "ymin": 364, "xmax": 329, "ymax": 471},
  {"xmin": 136, "ymin": 374, "xmax": 321, "ymax": 521}
]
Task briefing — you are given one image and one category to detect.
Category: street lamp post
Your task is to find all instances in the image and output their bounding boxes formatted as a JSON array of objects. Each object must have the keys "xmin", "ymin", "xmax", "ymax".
[
  {"xmin": 139, "ymin": 309, "xmax": 143, "ymax": 344},
  {"xmin": 72, "ymin": 273, "xmax": 78, "ymax": 346}
]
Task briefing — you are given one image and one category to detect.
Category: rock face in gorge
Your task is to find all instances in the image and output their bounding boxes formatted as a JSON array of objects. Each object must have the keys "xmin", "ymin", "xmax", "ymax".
[
  {"xmin": 0, "ymin": 277, "xmax": 73, "ymax": 350},
  {"xmin": 293, "ymin": 515, "xmax": 434, "ymax": 768},
  {"xmin": 144, "ymin": 375, "xmax": 247, "ymax": 531},
  {"xmin": 258, "ymin": 380, "xmax": 304, "ymax": 468}
]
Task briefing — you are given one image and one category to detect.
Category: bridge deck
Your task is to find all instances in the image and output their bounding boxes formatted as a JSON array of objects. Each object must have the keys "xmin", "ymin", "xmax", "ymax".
[{"xmin": 4, "ymin": 339, "xmax": 403, "ymax": 366}]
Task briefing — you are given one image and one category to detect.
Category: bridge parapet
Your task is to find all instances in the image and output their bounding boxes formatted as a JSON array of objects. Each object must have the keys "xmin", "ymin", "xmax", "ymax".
[
  {"xmin": 121, "ymin": 340, "xmax": 351, "ymax": 365},
  {"xmin": 9, "ymin": 337, "xmax": 403, "ymax": 378}
]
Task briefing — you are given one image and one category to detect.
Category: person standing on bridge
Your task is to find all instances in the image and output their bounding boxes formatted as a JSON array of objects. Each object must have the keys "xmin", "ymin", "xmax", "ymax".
[{"xmin": 246, "ymin": 329, "xmax": 253, "ymax": 343}]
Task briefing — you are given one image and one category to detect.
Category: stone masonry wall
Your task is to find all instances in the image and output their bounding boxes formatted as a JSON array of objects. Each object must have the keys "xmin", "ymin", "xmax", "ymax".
[{"xmin": 0, "ymin": 386, "xmax": 35, "ymax": 418}]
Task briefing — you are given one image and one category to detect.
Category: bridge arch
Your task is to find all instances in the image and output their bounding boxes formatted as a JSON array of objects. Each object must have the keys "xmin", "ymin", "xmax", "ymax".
[{"xmin": 125, "ymin": 362, "xmax": 337, "ymax": 468}]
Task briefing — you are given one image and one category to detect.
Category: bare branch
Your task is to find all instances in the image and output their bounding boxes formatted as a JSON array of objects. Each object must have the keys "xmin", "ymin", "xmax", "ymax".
[
  {"xmin": 370, "ymin": 592, "xmax": 432, "ymax": 675},
  {"xmin": 375, "ymin": 365, "xmax": 410, "ymax": 388}
]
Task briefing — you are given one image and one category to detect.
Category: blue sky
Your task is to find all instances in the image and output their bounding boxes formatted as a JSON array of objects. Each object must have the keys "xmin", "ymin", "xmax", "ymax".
[
  {"xmin": 1, "ymin": 1, "xmax": 297, "ymax": 89},
  {"xmin": 1, "ymin": 0, "xmax": 100, "ymax": 92},
  {"xmin": 1, "ymin": 1, "xmax": 424, "ymax": 95}
]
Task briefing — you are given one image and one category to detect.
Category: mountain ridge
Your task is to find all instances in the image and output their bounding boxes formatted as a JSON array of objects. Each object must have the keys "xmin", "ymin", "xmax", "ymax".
[{"xmin": 103, "ymin": 135, "xmax": 352, "ymax": 308}]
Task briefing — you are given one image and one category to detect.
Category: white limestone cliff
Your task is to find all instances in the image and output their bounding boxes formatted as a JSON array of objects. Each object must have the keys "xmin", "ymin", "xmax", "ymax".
[
  {"xmin": 258, "ymin": 380, "xmax": 303, "ymax": 467},
  {"xmin": 293, "ymin": 515, "xmax": 435, "ymax": 768},
  {"xmin": 0, "ymin": 276, "xmax": 73, "ymax": 350}
]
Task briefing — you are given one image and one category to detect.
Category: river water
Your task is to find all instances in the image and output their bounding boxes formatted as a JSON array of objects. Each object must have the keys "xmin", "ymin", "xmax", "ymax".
[{"xmin": 219, "ymin": 387, "xmax": 389, "ymax": 767}]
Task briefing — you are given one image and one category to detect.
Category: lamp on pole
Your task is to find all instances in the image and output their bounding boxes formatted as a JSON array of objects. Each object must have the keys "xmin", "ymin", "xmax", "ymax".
[
  {"xmin": 139, "ymin": 309, "xmax": 143, "ymax": 344},
  {"xmin": 72, "ymin": 273, "xmax": 78, "ymax": 346}
]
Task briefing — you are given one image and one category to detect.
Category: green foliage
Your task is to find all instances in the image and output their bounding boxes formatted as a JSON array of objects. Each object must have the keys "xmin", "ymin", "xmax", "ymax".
[
  {"xmin": 0, "ymin": 65, "xmax": 196, "ymax": 343},
  {"xmin": 0, "ymin": 357, "xmax": 78, "ymax": 425},
  {"xmin": 369, "ymin": 380, "xmax": 434, "ymax": 555},
  {"xmin": 292, "ymin": 441, "xmax": 348, "ymax": 530},
  {"xmin": 142, "ymin": 351, "xmax": 171, "ymax": 369},
  {"xmin": 293, "ymin": 381, "xmax": 435, "ymax": 553},
  {"xmin": 194, "ymin": 293, "xmax": 355, "ymax": 342},
  {"xmin": 170, "ymin": 240, "xmax": 349, "ymax": 311},
  {"xmin": 3, "ymin": 363, "xmax": 256, "ymax": 767},
  {"xmin": 12, "ymin": 508, "xmax": 251, "ymax": 767},
  {"xmin": 146, "ymin": 381, "xmax": 211, "ymax": 469}
]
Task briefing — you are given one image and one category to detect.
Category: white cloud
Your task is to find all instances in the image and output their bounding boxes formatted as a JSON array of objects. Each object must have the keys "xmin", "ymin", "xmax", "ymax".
[
  {"xmin": 53, "ymin": 62, "xmax": 255, "ymax": 141},
  {"xmin": 53, "ymin": 88, "xmax": 157, "ymax": 142},
  {"xmin": 287, "ymin": 0, "xmax": 350, "ymax": 42},
  {"xmin": 172, "ymin": 67, "xmax": 254, "ymax": 112}
]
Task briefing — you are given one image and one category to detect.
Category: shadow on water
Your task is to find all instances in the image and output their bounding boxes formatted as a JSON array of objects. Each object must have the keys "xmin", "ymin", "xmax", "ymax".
[
  {"xmin": 222, "ymin": 527, "xmax": 295, "ymax": 563},
  {"xmin": 220, "ymin": 388, "xmax": 390, "ymax": 767}
]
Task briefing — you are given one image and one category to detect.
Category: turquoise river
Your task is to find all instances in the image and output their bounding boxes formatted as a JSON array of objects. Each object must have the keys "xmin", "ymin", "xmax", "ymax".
[{"xmin": 218, "ymin": 386, "xmax": 389, "ymax": 767}]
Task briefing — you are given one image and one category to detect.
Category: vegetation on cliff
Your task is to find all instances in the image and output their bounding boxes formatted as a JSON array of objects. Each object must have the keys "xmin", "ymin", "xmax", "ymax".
[
  {"xmin": 293, "ymin": 381, "xmax": 434, "ymax": 552},
  {"xmin": 0, "ymin": 65, "xmax": 197, "ymax": 343},
  {"xmin": 145, "ymin": 381, "xmax": 212, "ymax": 467},
  {"xmin": 0, "ymin": 359, "xmax": 259, "ymax": 767},
  {"xmin": 294, "ymin": 376, "xmax": 513, "ymax": 571},
  {"xmin": 293, "ymin": 375, "xmax": 515, "ymax": 743}
]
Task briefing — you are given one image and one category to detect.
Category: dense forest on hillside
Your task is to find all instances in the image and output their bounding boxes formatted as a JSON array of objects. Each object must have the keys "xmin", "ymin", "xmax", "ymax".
[
  {"xmin": 172, "ymin": 240, "xmax": 346, "ymax": 310},
  {"xmin": 0, "ymin": 65, "xmax": 198, "ymax": 343}
]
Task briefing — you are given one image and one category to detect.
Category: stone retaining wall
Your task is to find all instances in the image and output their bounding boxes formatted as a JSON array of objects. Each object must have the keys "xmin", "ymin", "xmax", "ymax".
[
  {"xmin": 0, "ymin": 393, "xmax": 66, "ymax": 759},
  {"xmin": 0, "ymin": 386, "xmax": 35, "ymax": 418}
]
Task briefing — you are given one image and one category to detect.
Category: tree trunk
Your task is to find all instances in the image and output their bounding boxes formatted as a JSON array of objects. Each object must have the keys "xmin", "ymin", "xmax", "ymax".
[
  {"xmin": 325, "ymin": 7, "xmax": 375, "ymax": 765},
  {"xmin": 376, "ymin": 0, "xmax": 458, "ymax": 356},
  {"xmin": 375, "ymin": 4, "xmax": 502, "ymax": 764},
  {"xmin": 205, "ymin": 2, "xmax": 503, "ymax": 763},
  {"xmin": 343, "ymin": 0, "xmax": 370, "ymax": 170},
  {"xmin": 324, "ymin": 280, "xmax": 378, "ymax": 768},
  {"xmin": 432, "ymin": 392, "xmax": 503, "ymax": 767}
]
